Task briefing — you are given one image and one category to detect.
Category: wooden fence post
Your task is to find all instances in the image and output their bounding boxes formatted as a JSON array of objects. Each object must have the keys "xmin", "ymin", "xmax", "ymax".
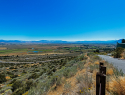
[
  {"xmin": 99, "ymin": 62, "xmax": 103, "ymax": 73},
  {"xmin": 100, "ymin": 74, "xmax": 106, "ymax": 95},
  {"xmin": 96, "ymin": 62, "xmax": 106, "ymax": 95},
  {"xmin": 96, "ymin": 72, "xmax": 100, "ymax": 95},
  {"xmin": 100, "ymin": 66, "xmax": 106, "ymax": 74}
]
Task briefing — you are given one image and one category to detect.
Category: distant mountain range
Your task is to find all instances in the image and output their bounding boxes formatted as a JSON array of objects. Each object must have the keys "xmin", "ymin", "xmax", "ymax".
[{"xmin": 0, "ymin": 39, "xmax": 122, "ymax": 44}]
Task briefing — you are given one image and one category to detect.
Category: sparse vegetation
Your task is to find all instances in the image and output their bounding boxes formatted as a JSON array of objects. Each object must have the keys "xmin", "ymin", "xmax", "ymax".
[
  {"xmin": 113, "ymin": 47, "xmax": 124, "ymax": 58},
  {"xmin": 0, "ymin": 44, "xmax": 123, "ymax": 95}
]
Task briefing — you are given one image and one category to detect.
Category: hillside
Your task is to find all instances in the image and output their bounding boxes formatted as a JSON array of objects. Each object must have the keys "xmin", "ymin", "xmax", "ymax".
[{"xmin": 0, "ymin": 52, "xmax": 125, "ymax": 95}]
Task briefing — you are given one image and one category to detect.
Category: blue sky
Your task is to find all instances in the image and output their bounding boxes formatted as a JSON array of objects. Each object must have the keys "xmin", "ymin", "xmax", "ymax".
[{"xmin": 0, "ymin": 0, "xmax": 125, "ymax": 41}]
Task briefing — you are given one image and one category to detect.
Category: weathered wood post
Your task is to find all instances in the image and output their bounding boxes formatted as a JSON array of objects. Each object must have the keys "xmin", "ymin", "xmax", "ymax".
[
  {"xmin": 100, "ymin": 74, "xmax": 106, "ymax": 95},
  {"xmin": 100, "ymin": 66, "xmax": 106, "ymax": 95},
  {"xmin": 96, "ymin": 62, "xmax": 106, "ymax": 95},
  {"xmin": 96, "ymin": 72, "xmax": 100, "ymax": 95},
  {"xmin": 99, "ymin": 62, "xmax": 103, "ymax": 73}
]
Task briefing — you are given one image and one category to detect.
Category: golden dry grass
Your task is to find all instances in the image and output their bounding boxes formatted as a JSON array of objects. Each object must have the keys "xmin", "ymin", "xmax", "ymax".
[
  {"xmin": 6, "ymin": 76, "xmax": 11, "ymax": 80},
  {"xmin": 106, "ymin": 68, "xmax": 113, "ymax": 75},
  {"xmin": 94, "ymin": 61, "xmax": 99, "ymax": 65},
  {"xmin": 0, "ymin": 47, "xmax": 7, "ymax": 50},
  {"xmin": 92, "ymin": 69, "xmax": 98, "ymax": 79},
  {"xmin": 22, "ymin": 91, "xmax": 28, "ymax": 95},
  {"xmin": 101, "ymin": 60, "xmax": 105, "ymax": 63},
  {"xmin": 88, "ymin": 62, "xmax": 92, "ymax": 65},
  {"xmin": 106, "ymin": 76, "xmax": 125, "ymax": 95}
]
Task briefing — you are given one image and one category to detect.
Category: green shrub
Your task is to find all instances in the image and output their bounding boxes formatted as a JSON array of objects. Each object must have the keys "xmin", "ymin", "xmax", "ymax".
[
  {"xmin": 76, "ymin": 74, "xmax": 84, "ymax": 83},
  {"xmin": 63, "ymin": 66, "xmax": 77, "ymax": 78},
  {"xmin": 64, "ymin": 81, "xmax": 71, "ymax": 92},
  {"xmin": 28, "ymin": 73, "xmax": 39, "ymax": 79},
  {"xmin": 12, "ymin": 80, "xmax": 23, "ymax": 91},
  {"xmin": 10, "ymin": 79, "xmax": 17, "ymax": 84},
  {"xmin": 9, "ymin": 66, "xmax": 15, "ymax": 69},
  {"xmin": 78, "ymin": 54, "xmax": 88, "ymax": 61},
  {"xmin": 12, "ymin": 87, "xmax": 26, "ymax": 95},
  {"xmin": 93, "ymin": 55, "xmax": 100, "ymax": 60},
  {"xmin": 77, "ymin": 61, "xmax": 84, "ymax": 70},
  {"xmin": 10, "ymin": 74, "xmax": 18, "ymax": 78},
  {"xmin": 0, "ymin": 73, "xmax": 7, "ymax": 83},
  {"xmin": 89, "ymin": 64, "xmax": 98, "ymax": 73},
  {"xmin": 26, "ymin": 80, "xmax": 34, "ymax": 91},
  {"xmin": 113, "ymin": 47, "xmax": 124, "ymax": 58},
  {"xmin": 113, "ymin": 66, "xmax": 124, "ymax": 77},
  {"xmin": 87, "ymin": 52, "xmax": 95, "ymax": 56}
]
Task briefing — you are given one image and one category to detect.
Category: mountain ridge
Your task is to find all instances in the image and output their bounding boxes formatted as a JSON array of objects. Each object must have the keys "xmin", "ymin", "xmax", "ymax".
[{"xmin": 0, "ymin": 39, "xmax": 120, "ymax": 44}]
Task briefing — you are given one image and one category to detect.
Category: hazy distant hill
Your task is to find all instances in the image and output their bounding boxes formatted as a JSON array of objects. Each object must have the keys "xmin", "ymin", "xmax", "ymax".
[{"xmin": 0, "ymin": 39, "xmax": 118, "ymax": 44}]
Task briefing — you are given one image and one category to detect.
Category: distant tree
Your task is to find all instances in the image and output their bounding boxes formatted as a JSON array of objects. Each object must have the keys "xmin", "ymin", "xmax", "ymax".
[
  {"xmin": 122, "ymin": 39, "xmax": 125, "ymax": 43},
  {"xmin": 94, "ymin": 49, "xmax": 99, "ymax": 53},
  {"xmin": 114, "ymin": 47, "xmax": 124, "ymax": 58}
]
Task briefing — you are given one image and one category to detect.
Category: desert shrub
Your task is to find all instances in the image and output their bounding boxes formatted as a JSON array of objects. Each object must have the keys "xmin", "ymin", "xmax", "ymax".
[
  {"xmin": 78, "ymin": 54, "xmax": 88, "ymax": 61},
  {"xmin": 33, "ymin": 69, "xmax": 40, "ymax": 72},
  {"xmin": 28, "ymin": 73, "xmax": 39, "ymax": 79},
  {"xmin": 12, "ymin": 80, "xmax": 23, "ymax": 91},
  {"xmin": 25, "ymin": 80, "xmax": 33, "ymax": 91},
  {"xmin": 0, "ymin": 73, "xmax": 7, "ymax": 83},
  {"xmin": 22, "ymin": 70, "xmax": 27, "ymax": 73},
  {"xmin": 9, "ymin": 66, "xmax": 15, "ymax": 69},
  {"xmin": 76, "ymin": 74, "xmax": 84, "ymax": 83},
  {"xmin": 77, "ymin": 61, "xmax": 84, "ymax": 70},
  {"xmin": 93, "ymin": 55, "xmax": 100, "ymax": 60},
  {"xmin": 87, "ymin": 52, "xmax": 95, "ymax": 56},
  {"xmin": 66, "ymin": 60, "xmax": 76, "ymax": 67},
  {"xmin": 95, "ymin": 49, "xmax": 99, "ymax": 53},
  {"xmin": 113, "ymin": 66, "xmax": 124, "ymax": 77},
  {"xmin": 10, "ymin": 74, "xmax": 18, "ymax": 78},
  {"xmin": 6, "ymin": 71, "xmax": 13, "ymax": 75},
  {"xmin": 89, "ymin": 64, "xmax": 98, "ymax": 73},
  {"xmin": 0, "ymin": 86, "xmax": 12, "ymax": 94},
  {"xmin": 63, "ymin": 66, "xmax": 77, "ymax": 78},
  {"xmin": 49, "ymin": 76, "xmax": 57, "ymax": 86},
  {"xmin": 83, "ymin": 73, "xmax": 92, "ymax": 88},
  {"xmin": 12, "ymin": 87, "xmax": 26, "ymax": 95},
  {"xmin": 56, "ymin": 76, "xmax": 63, "ymax": 86},
  {"xmin": 123, "ymin": 54, "xmax": 125, "ymax": 59},
  {"xmin": 64, "ymin": 81, "xmax": 71, "ymax": 92},
  {"xmin": 10, "ymin": 79, "xmax": 17, "ymax": 84},
  {"xmin": 113, "ymin": 47, "xmax": 124, "ymax": 58}
]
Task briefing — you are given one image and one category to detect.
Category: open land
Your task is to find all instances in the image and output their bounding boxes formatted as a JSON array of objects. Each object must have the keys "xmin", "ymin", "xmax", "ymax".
[{"xmin": 1, "ymin": 43, "xmax": 124, "ymax": 95}]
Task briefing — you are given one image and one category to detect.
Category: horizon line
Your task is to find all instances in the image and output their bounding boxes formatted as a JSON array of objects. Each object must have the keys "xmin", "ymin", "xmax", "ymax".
[{"xmin": 0, "ymin": 39, "xmax": 119, "ymax": 42}]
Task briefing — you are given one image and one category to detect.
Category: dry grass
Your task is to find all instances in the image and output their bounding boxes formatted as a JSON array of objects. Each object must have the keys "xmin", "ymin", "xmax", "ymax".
[
  {"xmin": 6, "ymin": 76, "xmax": 11, "ymax": 80},
  {"xmin": 107, "ymin": 68, "xmax": 113, "ymax": 75},
  {"xmin": 107, "ymin": 76, "xmax": 125, "ymax": 95},
  {"xmin": 94, "ymin": 61, "xmax": 99, "ymax": 65},
  {"xmin": 101, "ymin": 60, "xmax": 105, "ymax": 63},
  {"xmin": 0, "ymin": 47, "xmax": 7, "ymax": 50},
  {"xmin": 47, "ymin": 54, "xmax": 125, "ymax": 95}
]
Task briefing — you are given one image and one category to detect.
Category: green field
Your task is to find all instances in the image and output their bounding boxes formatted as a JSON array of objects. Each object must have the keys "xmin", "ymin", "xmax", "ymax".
[
  {"xmin": 0, "ymin": 49, "xmax": 28, "ymax": 54},
  {"xmin": 0, "ymin": 49, "xmax": 53, "ymax": 54}
]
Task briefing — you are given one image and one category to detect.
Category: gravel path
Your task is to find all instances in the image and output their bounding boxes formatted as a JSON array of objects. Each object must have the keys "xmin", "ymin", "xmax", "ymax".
[{"xmin": 98, "ymin": 55, "xmax": 125, "ymax": 74}]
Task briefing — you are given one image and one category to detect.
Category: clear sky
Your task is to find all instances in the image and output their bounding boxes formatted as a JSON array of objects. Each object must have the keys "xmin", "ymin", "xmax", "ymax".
[{"xmin": 0, "ymin": 0, "xmax": 125, "ymax": 41}]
